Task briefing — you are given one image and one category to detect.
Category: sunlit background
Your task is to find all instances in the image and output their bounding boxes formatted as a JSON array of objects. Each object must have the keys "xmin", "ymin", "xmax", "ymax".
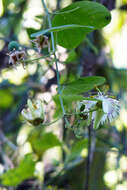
[{"xmin": 0, "ymin": 0, "xmax": 127, "ymax": 190}]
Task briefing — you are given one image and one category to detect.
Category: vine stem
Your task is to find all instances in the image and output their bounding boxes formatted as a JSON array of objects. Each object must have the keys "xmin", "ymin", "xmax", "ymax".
[
  {"xmin": 84, "ymin": 124, "xmax": 92, "ymax": 190},
  {"xmin": 41, "ymin": 0, "xmax": 70, "ymax": 126},
  {"xmin": 84, "ymin": 123, "xmax": 96, "ymax": 190}
]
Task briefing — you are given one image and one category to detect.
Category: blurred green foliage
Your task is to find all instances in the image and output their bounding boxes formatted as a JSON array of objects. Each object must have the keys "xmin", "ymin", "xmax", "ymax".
[{"xmin": 0, "ymin": 154, "xmax": 35, "ymax": 186}]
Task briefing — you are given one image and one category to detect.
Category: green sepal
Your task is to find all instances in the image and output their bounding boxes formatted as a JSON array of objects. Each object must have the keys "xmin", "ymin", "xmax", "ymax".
[{"xmin": 93, "ymin": 109, "xmax": 104, "ymax": 129}]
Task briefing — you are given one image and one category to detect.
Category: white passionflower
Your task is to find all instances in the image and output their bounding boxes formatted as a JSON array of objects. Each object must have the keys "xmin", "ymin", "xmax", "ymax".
[
  {"xmin": 21, "ymin": 99, "xmax": 44, "ymax": 126},
  {"xmin": 79, "ymin": 93, "xmax": 120, "ymax": 129},
  {"xmin": 95, "ymin": 94, "xmax": 120, "ymax": 123}
]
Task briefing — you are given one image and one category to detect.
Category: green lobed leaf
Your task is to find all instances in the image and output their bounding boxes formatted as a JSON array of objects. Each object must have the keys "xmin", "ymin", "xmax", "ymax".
[
  {"xmin": 28, "ymin": 131, "xmax": 62, "ymax": 157},
  {"xmin": 54, "ymin": 94, "xmax": 85, "ymax": 103},
  {"xmin": 52, "ymin": 1, "xmax": 111, "ymax": 48},
  {"xmin": 61, "ymin": 76, "xmax": 106, "ymax": 95},
  {"xmin": 0, "ymin": 154, "xmax": 35, "ymax": 186},
  {"xmin": 65, "ymin": 139, "xmax": 88, "ymax": 163},
  {"xmin": 31, "ymin": 24, "xmax": 94, "ymax": 38}
]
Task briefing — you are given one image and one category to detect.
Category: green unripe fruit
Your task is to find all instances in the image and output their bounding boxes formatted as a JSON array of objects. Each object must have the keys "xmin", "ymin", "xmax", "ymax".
[
  {"xmin": 8, "ymin": 41, "xmax": 20, "ymax": 51},
  {"xmin": 80, "ymin": 104, "xmax": 85, "ymax": 112}
]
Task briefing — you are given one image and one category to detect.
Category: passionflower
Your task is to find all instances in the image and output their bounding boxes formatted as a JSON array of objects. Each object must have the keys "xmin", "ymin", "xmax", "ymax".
[
  {"xmin": 78, "ymin": 93, "xmax": 120, "ymax": 129},
  {"xmin": 21, "ymin": 99, "xmax": 44, "ymax": 126}
]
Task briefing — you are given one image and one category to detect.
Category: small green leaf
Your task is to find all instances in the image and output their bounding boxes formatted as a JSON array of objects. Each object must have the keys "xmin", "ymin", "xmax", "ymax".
[
  {"xmin": 0, "ymin": 154, "xmax": 35, "ymax": 186},
  {"xmin": 31, "ymin": 24, "xmax": 94, "ymax": 38},
  {"xmin": 65, "ymin": 50, "xmax": 78, "ymax": 63},
  {"xmin": 52, "ymin": 1, "xmax": 111, "ymax": 48},
  {"xmin": 54, "ymin": 94, "xmax": 98, "ymax": 105},
  {"xmin": 61, "ymin": 76, "xmax": 106, "ymax": 95}
]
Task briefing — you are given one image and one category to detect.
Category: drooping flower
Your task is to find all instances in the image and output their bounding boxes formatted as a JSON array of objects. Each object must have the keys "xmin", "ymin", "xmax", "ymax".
[
  {"xmin": 8, "ymin": 50, "xmax": 26, "ymax": 68},
  {"xmin": 31, "ymin": 35, "xmax": 50, "ymax": 54},
  {"xmin": 78, "ymin": 93, "xmax": 120, "ymax": 129},
  {"xmin": 7, "ymin": 41, "xmax": 26, "ymax": 68},
  {"xmin": 21, "ymin": 99, "xmax": 44, "ymax": 126}
]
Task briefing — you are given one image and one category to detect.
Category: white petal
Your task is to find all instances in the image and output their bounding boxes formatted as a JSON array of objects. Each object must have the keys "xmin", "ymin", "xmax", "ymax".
[
  {"xmin": 21, "ymin": 109, "xmax": 33, "ymax": 120},
  {"xmin": 102, "ymin": 99, "xmax": 113, "ymax": 114}
]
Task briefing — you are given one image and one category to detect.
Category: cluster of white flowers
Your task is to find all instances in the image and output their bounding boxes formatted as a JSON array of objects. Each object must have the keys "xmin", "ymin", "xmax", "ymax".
[
  {"xmin": 21, "ymin": 99, "xmax": 44, "ymax": 126},
  {"xmin": 78, "ymin": 93, "xmax": 120, "ymax": 129}
]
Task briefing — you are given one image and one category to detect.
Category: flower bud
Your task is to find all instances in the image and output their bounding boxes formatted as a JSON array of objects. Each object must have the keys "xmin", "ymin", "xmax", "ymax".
[{"xmin": 8, "ymin": 41, "xmax": 20, "ymax": 51}]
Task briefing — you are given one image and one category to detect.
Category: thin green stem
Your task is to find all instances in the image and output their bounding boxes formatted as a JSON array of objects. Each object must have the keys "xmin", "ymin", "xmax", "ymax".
[
  {"xmin": 25, "ymin": 54, "xmax": 53, "ymax": 63},
  {"xmin": 84, "ymin": 123, "xmax": 93, "ymax": 190},
  {"xmin": 20, "ymin": 53, "xmax": 53, "ymax": 64},
  {"xmin": 65, "ymin": 108, "xmax": 98, "ymax": 116},
  {"xmin": 41, "ymin": 0, "xmax": 69, "ymax": 124}
]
